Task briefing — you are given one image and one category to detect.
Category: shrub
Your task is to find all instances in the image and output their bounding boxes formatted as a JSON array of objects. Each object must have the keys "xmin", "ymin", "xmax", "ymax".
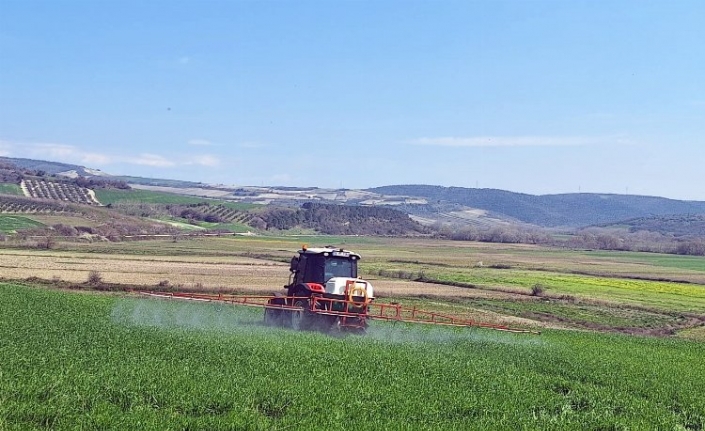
[
  {"xmin": 530, "ymin": 284, "xmax": 546, "ymax": 296},
  {"xmin": 36, "ymin": 235, "xmax": 56, "ymax": 250},
  {"xmin": 87, "ymin": 270, "xmax": 103, "ymax": 285}
]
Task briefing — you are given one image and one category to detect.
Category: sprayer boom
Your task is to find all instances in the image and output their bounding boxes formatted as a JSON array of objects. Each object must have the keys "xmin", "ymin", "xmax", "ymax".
[{"xmin": 137, "ymin": 290, "xmax": 539, "ymax": 335}]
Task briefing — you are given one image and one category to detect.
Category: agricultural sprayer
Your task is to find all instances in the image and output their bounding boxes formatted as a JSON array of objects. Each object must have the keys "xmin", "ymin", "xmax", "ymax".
[{"xmin": 139, "ymin": 246, "xmax": 538, "ymax": 335}]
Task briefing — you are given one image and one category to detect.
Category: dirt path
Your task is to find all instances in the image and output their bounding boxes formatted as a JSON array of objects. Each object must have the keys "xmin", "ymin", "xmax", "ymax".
[
  {"xmin": 19, "ymin": 180, "xmax": 31, "ymax": 197},
  {"xmin": 86, "ymin": 188, "xmax": 101, "ymax": 205}
]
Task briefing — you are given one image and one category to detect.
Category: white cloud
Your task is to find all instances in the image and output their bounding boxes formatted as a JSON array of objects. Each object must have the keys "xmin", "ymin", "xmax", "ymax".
[
  {"xmin": 29, "ymin": 143, "xmax": 79, "ymax": 158},
  {"xmin": 192, "ymin": 155, "xmax": 220, "ymax": 167},
  {"xmin": 188, "ymin": 139, "xmax": 213, "ymax": 146},
  {"xmin": 2, "ymin": 141, "xmax": 114, "ymax": 166},
  {"xmin": 81, "ymin": 153, "xmax": 113, "ymax": 165},
  {"xmin": 0, "ymin": 138, "xmax": 223, "ymax": 170},
  {"xmin": 410, "ymin": 135, "xmax": 629, "ymax": 147},
  {"xmin": 130, "ymin": 153, "xmax": 177, "ymax": 167}
]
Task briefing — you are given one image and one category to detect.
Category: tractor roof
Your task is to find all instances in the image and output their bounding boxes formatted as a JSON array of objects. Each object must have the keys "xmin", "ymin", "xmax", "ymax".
[{"xmin": 298, "ymin": 246, "xmax": 361, "ymax": 259}]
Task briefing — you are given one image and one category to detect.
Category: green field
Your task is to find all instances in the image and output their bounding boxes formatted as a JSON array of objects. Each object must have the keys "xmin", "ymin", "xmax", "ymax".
[
  {"xmin": 2, "ymin": 283, "xmax": 704, "ymax": 430},
  {"xmin": 94, "ymin": 188, "xmax": 257, "ymax": 211},
  {"xmin": 0, "ymin": 183, "xmax": 23, "ymax": 195},
  {"xmin": 588, "ymin": 251, "xmax": 705, "ymax": 272},
  {"xmin": 0, "ymin": 215, "xmax": 44, "ymax": 233},
  {"xmin": 94, "ymin": 189, "xmax": 217, "ymax": 205}
]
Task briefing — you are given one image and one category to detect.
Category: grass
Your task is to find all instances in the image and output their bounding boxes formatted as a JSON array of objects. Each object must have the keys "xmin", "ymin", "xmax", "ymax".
[
  {"xmin": 0, "ymin": 215, "xmax": 44, "ymax": 233},
  {"xmin": 149, "ymin": 218, "xmax": 206, "ymax": 231},
  {"xmin": 3, "ymin": 235, "xmax": 704, "ymax": 334},
  {"xmin": 587, "ymin": 250, "xmax": 705, "ymax": 272},
  {"xmin": 370, "ymin": 263, "xmax": 705, "ymax": 313},
  {"xmin": 386, "ymin": 295, "xmax": 668, "ymax": 330},
  {"xmin": 2, "ymin": 283, "xmax": 705, "ymax": 430},
  {"xmin": 21, "ymin": 215, "xmax": 102, "ymax": 228},
  {"xmin": 94, "ymin": 188, "xmax": 259, "ymax": 211},
  {"xmin": 0, "ymin": 183, "xmax": 23, "ymax": 195},
  {"xmin": 197, "ymin": 221, "xmax": 254, "ymax": 233},
  {"xmin": 94, "ymin": 189, "xmax": 218, "ymax": 205},
  {"xmin": 218, "ymin": 201, "xmax": 259, "ymax": 211}
]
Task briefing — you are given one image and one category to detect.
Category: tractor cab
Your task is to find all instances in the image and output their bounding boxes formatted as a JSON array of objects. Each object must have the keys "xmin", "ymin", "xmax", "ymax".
[
  {"xmin": 289, "ymin": 246, "xmax": 360, "ymax": 285},
  {"xmin": 285, "ymin": 246, "xmax": 373, "ymax": 302}
]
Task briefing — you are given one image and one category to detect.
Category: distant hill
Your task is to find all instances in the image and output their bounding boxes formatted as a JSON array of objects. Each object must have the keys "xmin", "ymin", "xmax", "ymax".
[
  {"xmin": 0, "ymin": 157, "xmax": 206, "ymax": 188},
  {"xmin": 4, "ymin": 156, "xmax": 705, "ymax": 231},
  {"xmin": 257, "ymin": 202, "xmax": 428, "ymax": 235},
  {"xmin": 367, "ymin": 185, "xmax": 705, "ymax": 228},
  {"xmin": 601, "ymin": 214, "xmax": 705, "ymax": 237},
  {"xmin": 0, "ymin": 157, "xmax": 105, "ymax": 177},
  {"xmin": 109, "ymin": 175, "xmax": 207, "ymax": 189}
]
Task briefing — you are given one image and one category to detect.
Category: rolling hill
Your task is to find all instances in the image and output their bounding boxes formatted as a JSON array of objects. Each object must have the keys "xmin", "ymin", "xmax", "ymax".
[
  {"xmin": 3, "ymin": 156, "xmax": 705, "ymax": 232},
  {"xmin": 368, "ymin": 185, "xmax": 705, "ymax": 228}
]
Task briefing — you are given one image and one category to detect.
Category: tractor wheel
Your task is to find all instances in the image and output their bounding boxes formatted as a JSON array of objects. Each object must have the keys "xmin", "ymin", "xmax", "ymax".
[
  {"xmin": 263, "ymin": 308, "xmax": 281, "ymax": 327},
  {"xmin": 325, "ymin": 316, "xmax": 344, "ymax": 336},
  {"xmin": 264, "ymin": 294, "xmax": 286, "ymax": 327},
  {"xmin": 290, "ymin": 299, "xmax": 313, "ymax": 331}
]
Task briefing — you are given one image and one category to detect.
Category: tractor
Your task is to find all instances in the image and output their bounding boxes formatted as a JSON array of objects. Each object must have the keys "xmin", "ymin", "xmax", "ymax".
[
  {"xmin": 264, "ymin": 246, "xmax": 374, "ymax": 332},
  {"xmin": 138, "ymin": 246, "xmax": 538, "ymax": 335}
]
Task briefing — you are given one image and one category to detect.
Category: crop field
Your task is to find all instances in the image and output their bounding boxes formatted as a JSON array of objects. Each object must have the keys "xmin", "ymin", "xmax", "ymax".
[
  {"xmin": 94, "ymin": 189, "xmax": 212, "ymax": 205},
  {"xmin": 21, "ymin": 214, "xmax": 103, "ymax": 228},
  {"xmin": 1, "ymin": 283, "xmax": 704, "ymax": 430},
  {"xmin": 93, "ymin": 189, "xmax": 250, "ymax": 207},
  {"xmin": 1, "ymin": 236, "xmax": 705, "ymax": 428},
  {"xmin": 1, "ymin": 235, "xmax": 704, "ymax": 333},
  {"xmin": 0, "ymin": 215, "xmax": 44, "ymax": 233},
  {"xmin": 22, "ymin": 179, "xmax": 98, "ymax": 205},
  {"xmin": 0, "ymin": 183, "xmax": 23, "ymax": 195}
]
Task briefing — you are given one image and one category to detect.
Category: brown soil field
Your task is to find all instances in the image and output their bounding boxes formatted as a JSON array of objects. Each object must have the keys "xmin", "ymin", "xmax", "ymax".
[
  {"xmin": 0, "ymin": 248, "xmax": 516, "ymax": 300},
  {"xmin": 0, "ymin": 249, "xmax": 288, "ymax": 289},
  {"xmin": 3, "ymin": 237, "xmax": 702, "ymax": 335}
]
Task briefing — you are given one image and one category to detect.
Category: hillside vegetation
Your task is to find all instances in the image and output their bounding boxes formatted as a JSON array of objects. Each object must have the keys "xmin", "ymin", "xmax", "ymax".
[
  {"xmin": 0, "ymin": 195, "xmax": 180, "ymax": 240},
  {"xmin": 22, "ymin": 179, "xmax": 98, "ymax": 205},
  {"xmin": 369, "ymin": 185, "xmax": 705, "ymax": 228},
  {"xmin": 1, "ymin": 157, "xmax": 705, "ymax": 251},
  {"xmin": 605, "ymin": 214, "xmax": 705, "ymax": 237},
  {"xmin": 258, "ymin": 202, "xmax": 428, "ymax": 235}
]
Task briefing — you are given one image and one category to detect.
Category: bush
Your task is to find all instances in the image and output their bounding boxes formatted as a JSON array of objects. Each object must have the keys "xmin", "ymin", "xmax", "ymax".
[
  {"xmin": 36, "ymin": 235, "xmax": 56, "ymax": 250},
  {"xmin": 87, "ymin": 270, "xmax": 103, "ymax": 285},
  {"xmin": 530, "ymin": 284, "xmax": 546, "ymax": 296}
]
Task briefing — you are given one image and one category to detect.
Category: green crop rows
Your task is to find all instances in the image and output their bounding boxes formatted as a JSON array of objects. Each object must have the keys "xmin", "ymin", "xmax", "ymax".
[
  {"xmin": 94, "ymin": 189, "xmax": 215, "ymax": 206},
  {"xmin": 2, "ymin": 283, "xmax": 704, "ymax": 430},
  {"xmin": 0, "ymin": 215, "xmax": 44, "ymax": 233},
  {"xmin": 367, "ymin": 261, "xmax": 705, "ymax": 313},
  {"xmin": 0, "ymin": 183, "xmax": 23, "ymax": 195}
]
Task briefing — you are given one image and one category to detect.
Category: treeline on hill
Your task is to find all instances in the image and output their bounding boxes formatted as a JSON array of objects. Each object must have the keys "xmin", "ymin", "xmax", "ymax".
[
  {"xmin": 108, "ymin": 202, "xmax": 253, "ymax": 226},
  {"xmin": 71, "ymin": 176, "xmax": 130, "ymax": 190},
  {"xmin": 106, "ymin": 201, "xmax": 427, "ymax": 235},
  {"xmin": 12, "ymin": 221, "xmax": 181, "ymax": 246},
  {"xmin": 436, "ymin": 224, "xmax": 705, "ymax": 256},
  {"xmin": 0, "ymin": 161, "xmax": 129, "ymax": 190},
  {"xmin": 369, "ymin": 185, "xmax": 705, "ymax": 227},
  {"xmin": 259, "ymin": 202, "xmax": 428, "ymax": 235}
]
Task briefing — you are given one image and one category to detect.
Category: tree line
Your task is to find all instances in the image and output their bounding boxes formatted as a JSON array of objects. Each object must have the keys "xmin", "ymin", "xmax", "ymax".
[
  {"xmin": 258, "ymin": 202, "xmax": 429, "ymax": 235},
  {"xmin": 435, "ymin": 224, "xmax": 705, "ymax": 256}
]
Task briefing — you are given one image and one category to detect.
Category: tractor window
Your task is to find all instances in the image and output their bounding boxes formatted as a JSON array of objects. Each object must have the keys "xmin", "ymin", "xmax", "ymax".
[
  {"xmin": 304, "ymin": 255, "xmax": 357, "ymax": 283},
  {"xmin": 324, "ymin": 257, "xmax": 355, "ymax": 281}
]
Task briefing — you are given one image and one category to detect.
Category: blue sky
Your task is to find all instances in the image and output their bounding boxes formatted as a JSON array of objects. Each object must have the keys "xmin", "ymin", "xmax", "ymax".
[{"xmin": 1, "ymin": 0, "xmax": 704, "ymax": 199}]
